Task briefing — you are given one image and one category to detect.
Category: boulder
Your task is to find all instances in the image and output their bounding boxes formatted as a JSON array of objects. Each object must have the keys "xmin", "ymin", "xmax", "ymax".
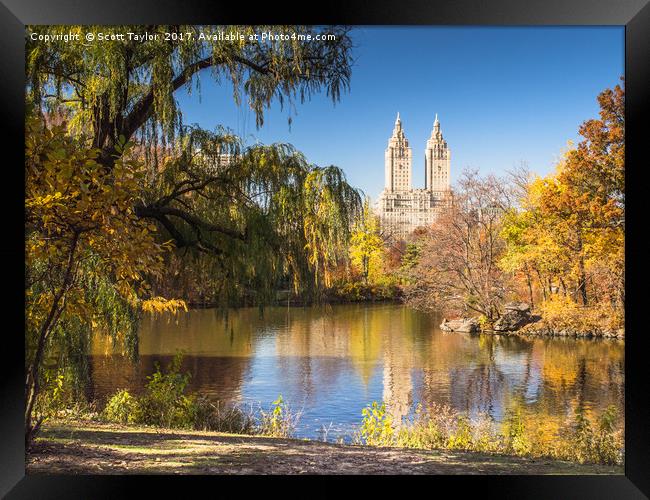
[
  {"xmin": 440, "ymin": 317, "xmax": 479, "ymax": 333},
  {"xmin": 503, "ymin": 302, "xmax": 531, "ymax": 313},
  {"xmin": 493, "ymin": 302, "xmax": 536, "ymax": 332}
]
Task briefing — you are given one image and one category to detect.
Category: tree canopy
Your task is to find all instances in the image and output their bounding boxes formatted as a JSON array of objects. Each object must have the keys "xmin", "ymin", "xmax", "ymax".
[
  {"xmin": 500, "ymin": 81, "xmax": 624, "ymax": 308},
  {"xmin": 26, "ymin": 25, "xmax": 358, "ymax": 260},
  {"xmin": 27, "ymin": 25, "xmax": 353, "ymax": 162}
]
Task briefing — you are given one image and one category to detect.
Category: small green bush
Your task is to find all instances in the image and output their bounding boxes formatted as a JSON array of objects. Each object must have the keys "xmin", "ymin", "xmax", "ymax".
[
  {"xmin": 447, "ymin": 415, "xmax": 474, "ymax": 450},
  {"xmin": 357, "ymin": 401, "xmax": 395, "ymax": 446},
  {"xmin": 258, "ymin": 395, "xmax": 300, "ymax": 438},
  {"xmin": 103, "ymin": 389, "xmax": 138, "ymax": 424},
  {"xmin": 133, "ymin": 354, "xmax": 194, "ymax": 428},
  {"xmin": 396, "ymin": 405, "xmax": 445, "ymax": 449},
  {"xmin": 103, "ymin": 353, "xmax": 197, "ymax": 429},
  {"xmin": 503, "ymin": 408, "xmax": 532, "ymax": 456},
  {"xmin": 102, "ymin": 359, "xmax": 293, "ymax": 437},
  {"xmin": 477, "ymin": 315, "xmax": 494, "ymax": 331}
]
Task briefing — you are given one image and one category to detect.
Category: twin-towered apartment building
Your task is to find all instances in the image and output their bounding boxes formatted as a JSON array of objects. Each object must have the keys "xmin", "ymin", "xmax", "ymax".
[{"xmin": 376, "ymin": 113, "xmax": 453, "ymax": 239}]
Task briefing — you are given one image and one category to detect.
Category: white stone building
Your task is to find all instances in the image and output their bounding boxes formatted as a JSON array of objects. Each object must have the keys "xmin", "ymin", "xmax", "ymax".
[{"xmin": 376, "ymin": 113, "xmax": 453, "ymax": 239}]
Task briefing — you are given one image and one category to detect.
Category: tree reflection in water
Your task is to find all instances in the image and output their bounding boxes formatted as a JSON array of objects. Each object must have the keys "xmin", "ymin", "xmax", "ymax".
[{"xmin": 88, "ymin": 304, "xmax": 624, "ymax": 440}]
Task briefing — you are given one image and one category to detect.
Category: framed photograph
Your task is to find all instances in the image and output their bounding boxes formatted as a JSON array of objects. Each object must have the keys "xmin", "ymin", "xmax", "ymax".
[{"xmin": 2, "ymin": 0, "xmax": 648, "ymax": 497}]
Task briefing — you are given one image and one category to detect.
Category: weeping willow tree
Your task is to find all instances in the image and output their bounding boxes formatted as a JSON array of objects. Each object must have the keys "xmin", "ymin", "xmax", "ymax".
[
  {"xmin": 25, "ymin": 25, "xmax": 362, "ymax": 443},
  {"xmin": 142, "ymin": 127, "xmax": 362, "ymax": 305},
  {"xmin": 26, "ymin": 25, "xmax": 353, "ymax": 167},
  {"xmin": 26, "ymin": 24, "xmax": 360, "ymax": 299}
]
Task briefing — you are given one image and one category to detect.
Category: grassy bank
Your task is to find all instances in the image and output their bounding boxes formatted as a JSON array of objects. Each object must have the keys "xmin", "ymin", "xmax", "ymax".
[
  {"xmin": 35, "ymin": 354, "xmax": 623, "ymax": 471},
  {"xmin": 355, "ymin": 402, "xmax": 623, "ymax": 467},
  {"xmin": 27, "ymin": 420, "xmax": 623, "ymax": 475}
]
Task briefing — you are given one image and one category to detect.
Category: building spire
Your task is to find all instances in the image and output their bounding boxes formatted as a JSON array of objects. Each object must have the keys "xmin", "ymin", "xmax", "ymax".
[
  {"xmin": 393, "ymin": 112, "xmax": 403, "ymax": 135},
  {"xmin": 431, "ymin": 113, "xmax": 441, "ymax": 139}
]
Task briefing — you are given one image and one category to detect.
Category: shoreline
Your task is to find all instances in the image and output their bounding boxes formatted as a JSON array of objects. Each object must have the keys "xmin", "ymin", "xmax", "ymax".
[
  {"xmin": 184, "ymin": 301, "xmax": 622, "ymax": 340},
  {"xmin": 26, "ymin": 420, "xmax": 623, "ymax": 475},
  {"xmin": 486, "ymin": 328, "xmax": 625, "ymax": 339},
  {"xmin": 447, "ymin": 328, "xmax": 625, "ymax": 340},
  {"xmin": 440, "ymin": 302, "xmax": 624, "ymax": 340},
  {"xmin": 187, "ymin": 297, "xmax": 403, "ymax": 309}
]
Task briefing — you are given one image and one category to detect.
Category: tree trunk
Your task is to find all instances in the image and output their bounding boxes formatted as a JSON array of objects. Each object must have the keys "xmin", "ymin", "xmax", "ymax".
[
  {"xmin": 525, "ymin": 267, "xmax": 534, "ymax": 309},
  {"xmin": 25, "ymin": 232, "xmax": 79, "ymax": 447},
  {"xmin": 575, "ymin": 228, "xmax": 588, "ymax": 306},
  {"xmin": 619, "ymin": 270, "xmax": 625, "ymax": 309},
  {"xmin": 535, "ymin": 268, "xmax": 547, "ymax": 302},
  {"xmin": 362, "ymin": 256, "xmax": 369, "ymax": 285}
]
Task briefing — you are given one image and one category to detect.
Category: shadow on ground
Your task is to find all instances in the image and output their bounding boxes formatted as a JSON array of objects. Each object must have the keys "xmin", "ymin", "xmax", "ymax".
[{"xmin": 26, "ymin": 422, "xmax": 624, "ymax": 475}]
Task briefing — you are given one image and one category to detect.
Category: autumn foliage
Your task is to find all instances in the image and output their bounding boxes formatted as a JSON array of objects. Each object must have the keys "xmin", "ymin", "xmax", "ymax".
[
  {"xmin": 398, "ymin": 81, "xmax": 624, "ymax": 330},
  {"xmin": 25, "ymin": 113, "xmax": 185, "ymax": 444},
  {"xmin": 500, "ymin": 81, "xmax": 624, "ymax": 318}
]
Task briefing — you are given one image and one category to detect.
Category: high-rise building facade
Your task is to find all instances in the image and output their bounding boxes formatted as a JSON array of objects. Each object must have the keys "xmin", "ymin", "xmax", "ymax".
[
  {"xmin": 377, "ymin": 113, "xmax": 453, "ymax": 239},
  {"xmin": 425, "ymin": 114, "xmax": 451, "ymax": 192},
  {"xmin": 384, "ymin": 112, "xmax": 413, "ymax": 192}
]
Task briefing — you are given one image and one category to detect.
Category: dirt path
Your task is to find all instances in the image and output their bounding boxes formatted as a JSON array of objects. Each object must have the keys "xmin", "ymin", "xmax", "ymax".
[{"xmin": 26, "ymin": 421, "xmax": 622, "ymax": 475}]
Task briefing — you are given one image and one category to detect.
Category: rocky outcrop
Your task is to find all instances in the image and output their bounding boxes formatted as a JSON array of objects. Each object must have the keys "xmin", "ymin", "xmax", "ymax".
[
  {"xmin": 440, "ymin": 317, "xmax": 479, "ymax": 333},
  {"xmin": 518, "ymin": 322, "xmax": 624, "ymax": 339},
  {"xmin": 493, "ymin": 302, "xmax": 538, "ymax": 332},
  {"xmin": 439, "ymin": 303, "xmax": 624, "ymax": 339}
]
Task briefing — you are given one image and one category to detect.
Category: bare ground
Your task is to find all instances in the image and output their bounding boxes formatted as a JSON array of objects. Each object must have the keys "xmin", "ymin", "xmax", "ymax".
[{"xmin": 26, "ymin": 420, "xmax": 623, "ymax": 475}]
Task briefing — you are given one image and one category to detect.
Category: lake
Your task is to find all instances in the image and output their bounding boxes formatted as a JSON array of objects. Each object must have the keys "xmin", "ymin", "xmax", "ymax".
[{"xmin": 89, "ymin": 303, "xmax": 624, "ymax": 441}]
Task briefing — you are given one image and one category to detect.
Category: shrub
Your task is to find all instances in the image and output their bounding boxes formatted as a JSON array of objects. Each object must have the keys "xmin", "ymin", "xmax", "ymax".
[
  {"xmin": 102, "ymin": 353, "xmax": 194, "ymax": 429},
  {"xmin": 331, "ymin": 280, "xmax": 401, "ymax": 302},
  {"xmin": 334, "ymin": 282, "xmax": 365, "ymax": 301},
  {"xmin": 467, "ymin": 413, "xmax": 501, "ymax": 453},
  {"xmin": 102, "ymin": 356, "xmax": 294, "ymax": 436},
  {"xmin": 571, "ymin": 406, "xmax": 622, "ymax": 465},
  {"xmin": 477, "ymin": 315, "xmax": 494, "ymax": 331},
  {"xmin": 503, "ymin": 408, "xmax": 532, "ymax": 456},
  {"xmin": 33, "ymin": 369, "xmax": 99, "ymax": 432},
  {"xmin": 396, "ymin": 404, "xmax": 446, "ymax": 449},
  {"xmin": 103, "ymin": 389, "xmax": 138, "ymax": 424},
  {"xmin": 361, "ymin": 402, "xmax": 501, "ymax": 453},
  {"xmin": 258, "ymin": 395, "xmax": 301, "ymax": 438},
  {"xmin": 132, "ymin": 353, "xmax": 195, "ymax": 428},
  {"xmin": 357, "ymin": 401, "xmax": 395, "ymax": 446},
  {"xmin": 447, "ymin": 414, "xmax": 474, "ymax": 450},
  {"xmin": 592, "ymin": 406, "xmax": 623, "ymax": 465},
  {"xmin": 356, "ymin": 401, "xmax": 623, "ymax": 466},
  {"xmin": 536, "ymin": 296, "xmax": 624, "ymax": 335},
  {"xmin": 193, "ymin": 397, "xmax": 256, "ymax": 434}
]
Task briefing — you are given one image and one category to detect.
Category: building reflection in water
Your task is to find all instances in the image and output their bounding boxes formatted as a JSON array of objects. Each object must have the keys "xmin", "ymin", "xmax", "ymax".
[{"xmin": 88, "ymin": 304, "xmax": 624, "ymax": 439}]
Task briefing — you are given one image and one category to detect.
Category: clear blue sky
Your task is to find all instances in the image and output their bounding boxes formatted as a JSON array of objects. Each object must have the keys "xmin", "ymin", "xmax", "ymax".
[{"xmin": 176, "ymin": 27, "xmax": 624, "ymax": 201}]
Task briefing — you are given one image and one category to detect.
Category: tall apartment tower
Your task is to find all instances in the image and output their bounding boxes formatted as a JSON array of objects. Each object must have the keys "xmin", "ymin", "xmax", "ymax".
[
  {"xmin": 384, "ymin": 113, "xmax": 413, "ymax": 192},
  {"xmin": 425, "ymin": 114, "xmax": 451, "ymax": 192},
  {"xmin": 376, "ymin": 113, "xmax": 453, "ymax": 239}
]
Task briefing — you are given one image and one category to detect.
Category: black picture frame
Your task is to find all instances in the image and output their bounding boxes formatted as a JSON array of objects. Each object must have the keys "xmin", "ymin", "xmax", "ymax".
[{"xmin": 2, "ymin": 1, "xmax": 648, "ymax": 497}]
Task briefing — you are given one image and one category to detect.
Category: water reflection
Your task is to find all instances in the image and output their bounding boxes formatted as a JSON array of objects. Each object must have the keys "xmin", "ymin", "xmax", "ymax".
[{"xmin": 89, "ymin": 304, "xmax": 624, "ymax": 439}]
